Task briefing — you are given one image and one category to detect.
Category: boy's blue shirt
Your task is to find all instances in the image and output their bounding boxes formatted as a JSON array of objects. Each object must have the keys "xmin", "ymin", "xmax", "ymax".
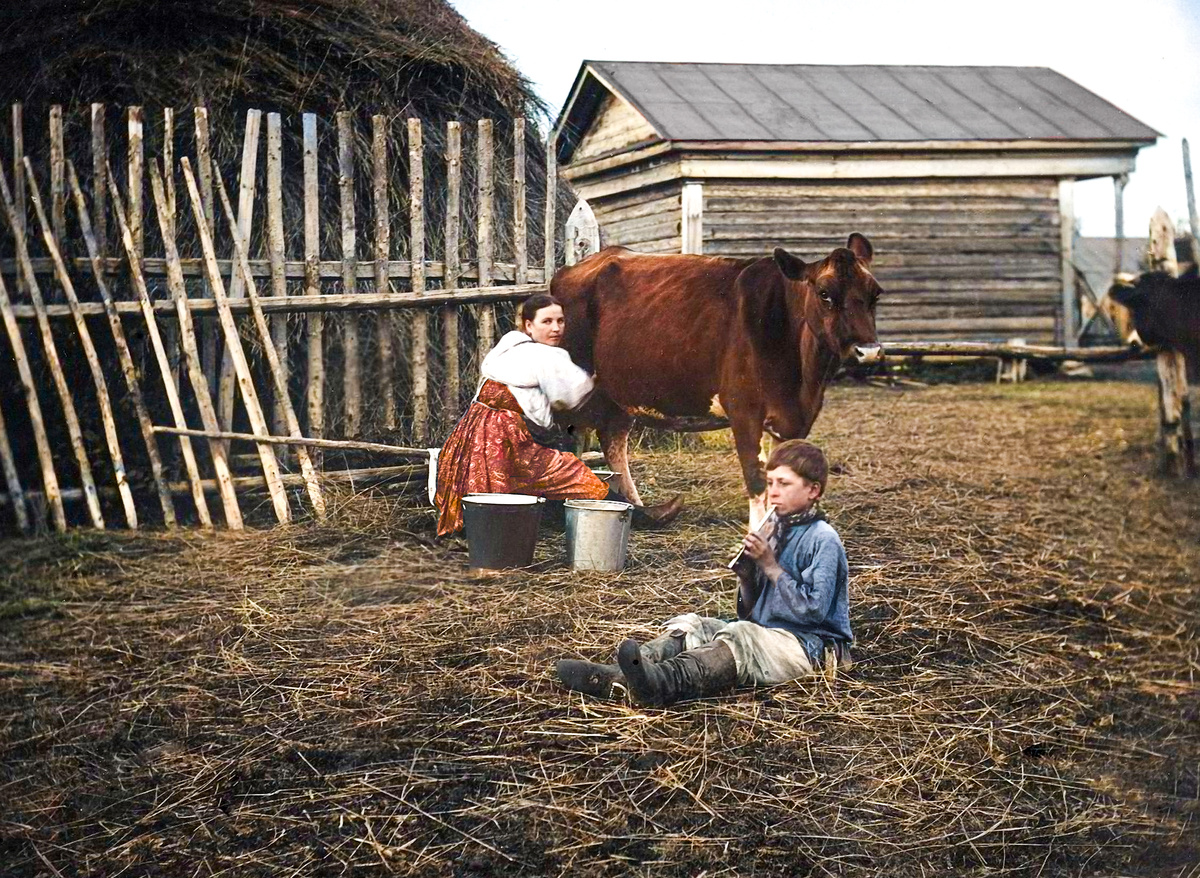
[{"xmin": 749, "ymin": 518, "xmax": 853, "ymax": 665}]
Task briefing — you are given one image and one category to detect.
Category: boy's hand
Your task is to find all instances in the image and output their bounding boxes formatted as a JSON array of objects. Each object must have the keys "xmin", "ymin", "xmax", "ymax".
[{"xmin": 742, "ymin": 533, "xmax": 783, "ymax": 582}]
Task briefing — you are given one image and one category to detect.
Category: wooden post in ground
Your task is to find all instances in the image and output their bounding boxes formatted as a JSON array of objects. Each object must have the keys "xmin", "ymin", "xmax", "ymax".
[
  {"xmin": 49, "ymin": 105, "xmax": 65, "ymax": 245},
  {"xmin": 338, "ymin": 111, "xmax": 360, "ymax": 437},
  {"xmin": 194, "ymin": 107, "xmax": 218, "ymax": 397},
  {"xmin": 181, "ymin": 157, "xmax": 291, "ymax": 525},
  {"xmin": 443, "ymin": 121, "xmax": 462, "ymax": 418},
  {"xmin": 90, "ymin": 103, "xmax": 107, "ymax": 259},
  {"xmin": 1183, "ymin": 138, "xmax": 1200, "ymax": 264},
  {"xmin": 218, "ymin": 109, "xmax": 263, "ymax": 433},
  {"xmin": 0, "ymin": 402, "xmax": 29, "ymax": 533},
  {"xmin": 1147, "ymin": 207, "xmax": 1195, "ymax": 477},
  {"xmin": 372, "ymin": 114, "xmax": 395, "ymax": 430},
  {"xmin": 25, "ymin": 160, "xmax": 138, "ymax": 528},
  {"xmin": 476, "ymin": 119, "xmax": 495, "ymax": 367},
  {"xmin": 514, "ymin": 118, "xmax": 527, "ymax": 287},
  {"xmin": 303, "ymin": 113, "xmax": 324, "ymax": 451},
  {"xmin": 409, "ymin": 117, "xmax": 429, "ymax": 444},
  {"xmin": 544, "ymin": 137, "xmax": 556, "ymax": 282},
  {"xmin": 0, "ymin": 162, "xmax": 104, "ymax": 528},
  {"xmin": 266, "ymin": 112, "xmax": 289, "ymax": 435},
  {"xmin": 67, "ymin": 162, "xmax": 177, "ymax": 527}
]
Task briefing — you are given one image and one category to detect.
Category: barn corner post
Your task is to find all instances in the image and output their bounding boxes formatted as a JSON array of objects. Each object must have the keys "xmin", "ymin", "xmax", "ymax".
[
  {"xmin": 1058, "ymin": 177, "xmax": 1078, "ymax": 347},
  {"xmin": 564, "ymin": 199, "xmax": 599, "ymax": 266},
  {"xmin": 1147, "ymin": 207, "xmax": 1195, "ymax": 477}
]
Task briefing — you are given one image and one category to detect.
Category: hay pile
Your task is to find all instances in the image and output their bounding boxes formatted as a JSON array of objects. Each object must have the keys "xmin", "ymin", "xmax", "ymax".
[{"xmin": 1, "ymin": 378, "xmax": 1198, "ymax": 875}]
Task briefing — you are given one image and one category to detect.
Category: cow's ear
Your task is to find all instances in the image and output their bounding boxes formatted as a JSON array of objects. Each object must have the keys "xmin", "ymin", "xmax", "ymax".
[
  {"xmin": 773, "ymin": 247, "xmax": 806, "ymax": 281},
  {"xmin": 1108, "ymin": 276, "xmax": 1145, "ymax": 308},
  {"xmin": 847, "ymin": 232, "xmax": 873, "ymax": 265}
]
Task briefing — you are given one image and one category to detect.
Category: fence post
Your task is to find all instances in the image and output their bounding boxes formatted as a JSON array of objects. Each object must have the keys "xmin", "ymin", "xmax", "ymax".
[
  {"xmin": 565, "ymin": 199, "xmax": 599, "ymax": 266},
  {"xmin": 1147, "ymin": 207, "xmax": 1195, "ymax": 477}
]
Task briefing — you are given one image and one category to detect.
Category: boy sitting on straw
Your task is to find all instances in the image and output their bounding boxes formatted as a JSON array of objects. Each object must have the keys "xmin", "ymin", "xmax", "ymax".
[{"xmin": 557, "ymin": 439, "xmax": 853, "ymax": 707}]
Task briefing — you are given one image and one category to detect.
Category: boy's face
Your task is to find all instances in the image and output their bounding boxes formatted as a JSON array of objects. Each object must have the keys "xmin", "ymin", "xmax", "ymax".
[{"xmin": 766, "ymin": 465, "xmax": 822, "ymax": 516}]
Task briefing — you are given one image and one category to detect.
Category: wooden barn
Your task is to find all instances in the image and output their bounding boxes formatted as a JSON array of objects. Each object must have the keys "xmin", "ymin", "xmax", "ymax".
[{"xmin": 554, "ymin": 62, "xmax": 1159, "ymax": 344}]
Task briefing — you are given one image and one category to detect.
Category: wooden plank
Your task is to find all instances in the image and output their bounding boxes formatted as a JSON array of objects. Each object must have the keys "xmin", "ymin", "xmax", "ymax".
[
  {"xmin": 409, "ymin": 117, "xmax": 428, "ymax": 444},
  {"xmin": 49, "ymin": 105, "xmax": 65, "ymax": 245},
  {"xmin": 372, "ymin": 114, "xmax": 395, "ymax": 430},
  {"xmin": 90, "ymin": 104, "xmax": 107, "ymax": 258},
  {"xmin": 0, "ymin": 269, "xmax": 60, "ymax": 530},
  {"xmin": 303, "ymin": 113, "xmax": 324, "ymax": 443},
  {"xmin": 544, "ymin": 136, "xmax": 556, "ymax": 281},
  {"xmin": 1183, "ymin": 140, "xmax": 1200, "ymax": 264},
  {"xmin": 153, "ymin": 425, "xmax": 429, "ymax": 458},
  {"xmin": 26, "ymin": 159, "xmax": 138, "ymax": 528},
  {"xmin": 1058, "ymin": 179, "xmax": 1075, "ymax": 347},
  {"xmin": 0, "ymin": 400, "xmax": 30, "ymax": 533},
  {"xmin": 218, "ymin": 109, "xmax": 263, "ymax": 432},
  {"xmin": 443, "ymin": 121, "xmax": 462, "ymax": 417},
  {"xmin": 266, "ymin": 112, "xmax": 289, "ymax": 435},
  {"xmin": 11, "ymin": 104, "xmax": 25, "ymax": 283},
  {"xmin": 477, "ymin": 119, "xmax": 495, "ymax": 362},
  {"xmin": 337, "ymin": 111, "xmax": 360, "ymax": 436},
  {"xmin": 514, "ymin": 118, "xmax": 527, "ymax": 284},
  {"xmin": 67, "ymin": 162, "xmax": 176, "ymax": 527},
  {"xmin": 180, "ymin": 156, "xmax": 291, "ymax": 524},
  {"xmin": 160, "ymin": 108, "xmax": 181, "ymax": 389},
  {"xmin": 208, "ymin": 162, "xmax": 327, "ymax": 519},
  {"xmin": 681, "ymin": 182, "xmax": 703, "ymax": 255},
  {"xmin": 1147, "ymin": 207, "xmax": 1195, "ymax": 477},
  {"xmin": 194, "ymin": 107, "xmax": 218, "ymax": 398},
  {"xmin": 140, "ymin": 162, "xmax": 233, "ymax": 528},
  {"xmin": 0, "ymin": 161, "xmax": 104, "ymax": 528}
]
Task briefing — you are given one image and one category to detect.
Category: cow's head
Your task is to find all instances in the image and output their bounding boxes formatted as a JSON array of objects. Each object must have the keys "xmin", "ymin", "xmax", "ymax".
[
  {"xmin": 1108, "ymin": 271, "xmax": 1176, "ymax": 348},
  {"xmin": 773, "ymin": 233, "xmax": 882, "ymax": 364}
]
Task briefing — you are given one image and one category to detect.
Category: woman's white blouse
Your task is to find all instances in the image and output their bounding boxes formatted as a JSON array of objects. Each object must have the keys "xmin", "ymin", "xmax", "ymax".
[{"xmin": 480, "ymin": 331, "xmax": 594, "ymax": 428}]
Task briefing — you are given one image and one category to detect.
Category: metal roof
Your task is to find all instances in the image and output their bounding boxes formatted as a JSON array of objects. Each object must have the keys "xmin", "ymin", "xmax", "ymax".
[{"xmin": 560, "ymin": 62, "xmax": 1159, "ymax": 154}]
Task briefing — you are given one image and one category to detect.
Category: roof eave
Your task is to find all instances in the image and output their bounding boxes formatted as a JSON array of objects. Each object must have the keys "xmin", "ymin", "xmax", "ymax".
[{"xmin": 554, "ymin": 61, "xmax": 666, "ymax": 165}]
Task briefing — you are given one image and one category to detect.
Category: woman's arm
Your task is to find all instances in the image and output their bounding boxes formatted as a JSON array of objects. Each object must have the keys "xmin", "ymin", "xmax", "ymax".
[{"xmin": 538, "ymin": 347, "xmax": 595, "ymax": 411}]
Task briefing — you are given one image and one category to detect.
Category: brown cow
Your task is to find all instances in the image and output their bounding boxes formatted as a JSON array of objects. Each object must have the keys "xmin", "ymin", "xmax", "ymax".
[
  {"xmin": 1109, "ymin": 267, "xmax": 1200, "ymax": 380},
  {"xmin": 552, "ymin": 234, "xmax": 883, "ymax": 525}
]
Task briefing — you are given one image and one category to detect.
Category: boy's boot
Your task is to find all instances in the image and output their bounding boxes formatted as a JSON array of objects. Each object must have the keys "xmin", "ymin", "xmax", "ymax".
[
  {"xmin": 556, "ymin": 632, "xmax": 686, "ymax": 698},
  {"xmin": 617, "ymin": 638, "xmax": 737, "ymax": 707},
  {"xmin": 604, "ymin": 488, "xmax": 685, "ymax": 528}
]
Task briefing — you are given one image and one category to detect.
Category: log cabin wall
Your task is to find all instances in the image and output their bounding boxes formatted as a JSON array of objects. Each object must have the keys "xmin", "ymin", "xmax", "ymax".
[
  {"xmin": 591, "ymin": 182, "xmax": 682, "ymax": 254},
  {"xmin": 700, "ymin": 178, "xmax": 1063, "ymax": 342}
]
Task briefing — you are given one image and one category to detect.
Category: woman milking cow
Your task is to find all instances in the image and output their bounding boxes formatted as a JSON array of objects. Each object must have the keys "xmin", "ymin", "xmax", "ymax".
[{"xmin": 433, "ymin": 293, "xmax": 683, "ymax": 536}]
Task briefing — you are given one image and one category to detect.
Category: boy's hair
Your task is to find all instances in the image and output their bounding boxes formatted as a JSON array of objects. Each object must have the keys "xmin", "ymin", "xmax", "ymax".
[
  {"xmin": 520, "ymin": 293, "xmax": 563, "ymax": 325},
  {"xmin": 767, "ymin": 440, "xmax": 828, "ymax": 492}
]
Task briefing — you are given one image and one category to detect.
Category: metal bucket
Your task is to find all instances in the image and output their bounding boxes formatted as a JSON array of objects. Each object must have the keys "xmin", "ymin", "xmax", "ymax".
[
  {"xmin": 461, "ymin": 494, "xmax": 544, "ymax": 571},
  {"xmin": 564, "ymin": 499, "xmax": 633, "ymax": 572}
]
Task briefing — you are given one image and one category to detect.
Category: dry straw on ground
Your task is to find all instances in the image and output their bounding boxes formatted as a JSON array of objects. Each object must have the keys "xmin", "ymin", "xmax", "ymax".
[{"xmin": 2, "ymin": 378, "xmax": 1198, "ymax": 876}]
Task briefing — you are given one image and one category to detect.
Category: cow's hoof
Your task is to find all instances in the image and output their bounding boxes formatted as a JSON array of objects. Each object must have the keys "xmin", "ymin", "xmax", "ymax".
[{"xmin": 632, "ymin": 494, "xmax": 684, "ymax": 528}]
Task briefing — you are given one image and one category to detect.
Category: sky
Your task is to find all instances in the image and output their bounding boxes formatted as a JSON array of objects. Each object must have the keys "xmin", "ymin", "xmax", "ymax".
[{"xmin": 451, "ymin": 0, "xmax": 1200, "ymax": 239}]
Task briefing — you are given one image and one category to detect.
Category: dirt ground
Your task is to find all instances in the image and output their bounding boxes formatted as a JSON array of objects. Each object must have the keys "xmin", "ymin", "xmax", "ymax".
[{"xmin": 1, "ymin": 377, "xmax": 1198, "ymax": 877}]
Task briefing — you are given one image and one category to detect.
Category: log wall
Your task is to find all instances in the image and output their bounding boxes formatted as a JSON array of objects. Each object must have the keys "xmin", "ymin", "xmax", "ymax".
[{"xmin": 590, "ymin": 183, "xmax": 682, "ymax": 254}]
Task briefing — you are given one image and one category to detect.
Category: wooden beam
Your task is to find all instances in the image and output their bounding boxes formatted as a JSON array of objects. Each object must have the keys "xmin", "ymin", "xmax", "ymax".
[
  {"xmin": 337, "ymin": 111, "xmax": 360, "ymax": 436},
  {"xmin": 1147, "ymin": 207, "xmax": 1195, "ymax": 477},
  {"xmin": 1058, "ymin": 178, "xmax": 1076, "ymax": 347},
  {"xmin": 443, "ymin": 121, "xmax": 462, "ymax": 419},
  {"xmin": 409, "ymin": 117, "xmax": 429, "ymax": 444},
  {"xmin": 373, "ymin": 114, "xmax": 395, "ymax": 430},
  {"xmin": 303, "ymin": 113, "xmax": 324, "ymax": 446}
]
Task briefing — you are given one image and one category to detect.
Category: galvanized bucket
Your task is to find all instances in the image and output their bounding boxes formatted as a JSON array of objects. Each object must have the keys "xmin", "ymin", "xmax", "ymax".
[
  {"xmin": 461, "ymin": 494, "xmax": 544, "ymax": 571},
  {"xmin": 564, "ymin": 499, "xmax": 633, "ymax": 572}
]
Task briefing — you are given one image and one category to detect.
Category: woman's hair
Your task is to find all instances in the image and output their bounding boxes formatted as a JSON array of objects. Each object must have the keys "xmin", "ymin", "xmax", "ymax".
[
  {"xmin": 520, "ymin": 293, "xmax": 563, "ymax": 325},
  {"xmin": 767, "ymin": 439, "xmax": 828, "ymax": 492}
]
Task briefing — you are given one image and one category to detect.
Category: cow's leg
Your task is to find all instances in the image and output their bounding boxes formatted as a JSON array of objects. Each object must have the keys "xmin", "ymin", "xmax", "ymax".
[
  {"xmin": 731, "ymin": 417, "xmax": 769, "ymax": 531},
  {"xmin": 598, "ymin": 415, "xmax": 642, "ymax": 506},
  {"xmin": 750, "ymin": 432, "xmax": 777, "ymax": 528}
]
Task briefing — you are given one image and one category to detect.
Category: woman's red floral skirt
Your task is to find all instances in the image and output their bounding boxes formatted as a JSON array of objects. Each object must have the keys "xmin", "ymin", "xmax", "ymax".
[{"xmin": 434, "ymin": 380, "xmax": 607, "ymax": 536}]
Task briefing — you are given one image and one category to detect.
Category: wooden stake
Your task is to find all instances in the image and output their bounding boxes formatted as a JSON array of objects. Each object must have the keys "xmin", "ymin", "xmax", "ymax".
[
  {"xmin": 181, "ymin": 156, "xmax": 291, "ymax": 524},
  {"xmin": 160, "ymin": 108, "xmax": 180, "ymax": 390},
  {"xmin": 67, "ymin": 162, "xmax": 177, "ymax": 527},
  {"xmin": 0, "ymin": 162, "xmax": 104, "ymax": 527},
  {"xmin": 409, "ymin": 118, "xmax": 429, "ymax": 444},
  {"xmin": 49, "ymin": 105, "xmax": 65, "ymax": 245},
  {"xmin": 443, "ymin": 121, "xmax": 462, "ymax": 418},
  {"xmin": 209, "ymin": 162, "xmax": 327, "ymax": 519},
  {"xmin": 138, "ymin": 163, "xmax": 230, "ymax": 528},
  {"xmin": 25, "ymin": 159, "xmax": 138, "ymax": 528},
  {"xmin": 266, "ymin": 112, "xmax": 289, "ymax": 435},
  {"xmin": 1183, "ymin": 138, "xmax": 1200, "ymax": 264},
  {"xmin": 1147, "ymin": 206, "xmax": 1196, "ymax": 477},
  {"xmin": 127, "ymin": 107, "xmax": 144, "ymax": 259},
  {"xmin": 514, "ymin": 118, "xmax": 527, "ymax": 285},
  {"xmin": 303, "ymin": 113, "xmax": 324, "ymax": 445},
  {"xmin": 0, "ymin": 401, "xmax": 30, "ymax": 533},
  {"xmin": 218, "ymin": 109, "xmax": 263, "ymax": 432},
  {"xmin": 152, "ymin": 425, "xmax": 428, "ymax": 458},
  {"xmin": 544, "ymin": 136, "xmax": 556, "ymax": 282},
  {"xmin": 194, "ymin": 107, "xmax": 218, "ymax": 398},
  {"xmin": 373, "ymin": 114, "xmax": 396, "ymax": 430},
  {"xmin": 90, "ymin": 103, "xmax": 106, "ymax": 258},
  {"xmin": 11, "ymin": 104, "xmax": 25, "ymax": 292},
  {"xmin": 337, "ymin": 111, "xmax": 360, "ymax": 436},
  {"xmin": 0, "ymin": 270, "xmax": 58, "ymax": 529},
  {"xmin": 477, "ymin": 119, "xmax": 495, "ymax": 363}
]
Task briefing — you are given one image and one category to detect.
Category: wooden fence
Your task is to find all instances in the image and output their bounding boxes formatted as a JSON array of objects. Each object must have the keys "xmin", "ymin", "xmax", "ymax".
[{"xmin": 0, "ymin": 105, "xmax": 561, "ymax": 534}]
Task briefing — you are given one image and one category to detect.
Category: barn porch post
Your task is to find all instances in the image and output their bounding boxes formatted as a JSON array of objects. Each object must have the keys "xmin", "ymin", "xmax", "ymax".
[
  {"xmin": 1058, "ymin": 178, "xmax": 1077, "ymax": 347},
  {"xmin": 681, "ymin": 182, "xmax": 703, "ymax": 255},
  {"xmin": 1113, "ymin": 172, "xmax": 1128, "ymax": 278}
]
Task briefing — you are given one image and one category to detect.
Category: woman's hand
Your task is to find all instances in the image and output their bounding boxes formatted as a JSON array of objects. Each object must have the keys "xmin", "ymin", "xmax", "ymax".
[{"xmin": 742, "ymin": 533, "xmax": 783, "ymax": 583}]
